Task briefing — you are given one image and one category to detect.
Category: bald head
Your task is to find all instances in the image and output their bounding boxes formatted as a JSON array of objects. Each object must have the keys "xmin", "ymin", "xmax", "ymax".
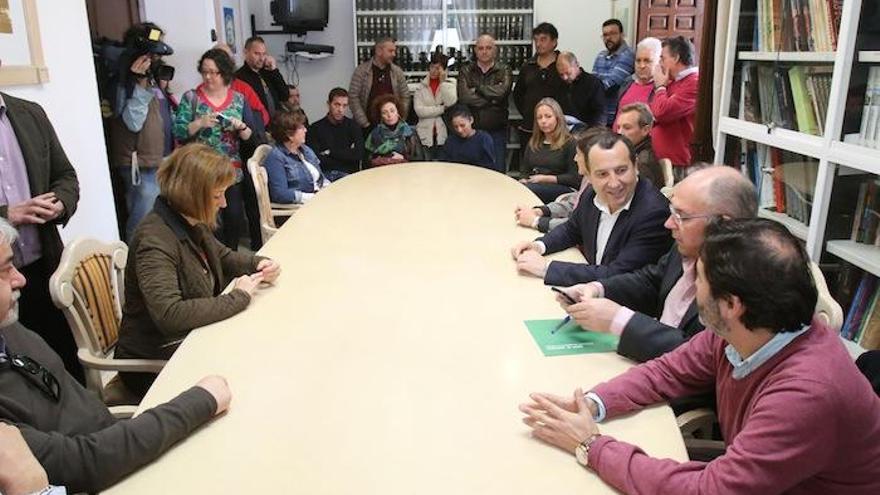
[
  {"xmin": 682, "ymin": 166, "xmax": 757, "ymax": 219},
  {"xmin": 475, "ymin": 34, "xmax": 497, "ymax": 65},
  {"xmin": 556, "ymin": 52, "xmax": 581, "ymax": 83}
]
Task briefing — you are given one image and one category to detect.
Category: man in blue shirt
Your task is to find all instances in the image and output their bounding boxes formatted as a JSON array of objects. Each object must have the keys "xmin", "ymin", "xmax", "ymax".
[{"xmin": 592, "ymin": 19, "xmax": 635, "ymax": 127}]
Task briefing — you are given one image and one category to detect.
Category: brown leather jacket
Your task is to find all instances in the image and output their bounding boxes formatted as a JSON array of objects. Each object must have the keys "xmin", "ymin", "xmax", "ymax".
[{"xmin": 456, "ymin": 61, "xmax": 512, "ymax": 131}]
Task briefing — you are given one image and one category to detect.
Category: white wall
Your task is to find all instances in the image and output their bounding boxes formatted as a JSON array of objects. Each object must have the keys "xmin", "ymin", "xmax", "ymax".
[
  {"xmin": 142, "ymin": 0, "xmax": 217, "ymax": 95},
  {"xmin": 4, "ymin": 0, "xmax": 118, "ymax": 243}
]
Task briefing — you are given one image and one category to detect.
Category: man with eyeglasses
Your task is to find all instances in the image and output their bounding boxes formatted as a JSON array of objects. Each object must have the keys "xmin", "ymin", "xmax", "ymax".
[
  {"xmin": 555, "ymin": 165, "xmax": 757, "ymax": 364},
  {"xmin": 592, "ymin": 19, "xmax": 635, "ymax": 127},
  {"xmin": 0, "ymin": 217, "xmax": 233, "ymax": 493}
]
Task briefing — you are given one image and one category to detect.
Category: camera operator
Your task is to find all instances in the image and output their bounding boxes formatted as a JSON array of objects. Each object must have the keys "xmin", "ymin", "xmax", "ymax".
[{"xmin": 108, "ymin": 22, "xmax": 176, "ymax": 241}]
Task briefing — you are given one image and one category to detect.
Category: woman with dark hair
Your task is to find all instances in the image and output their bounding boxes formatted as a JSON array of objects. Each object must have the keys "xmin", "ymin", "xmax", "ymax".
[
  {"xmin": 413, "ymin": 53, "xmax": 457, "ymax": 159},
  {"xmin": 264, "ymin": 110, "xmax": 340, "ymax": 205},
  {"xmin": 440, "ymin": 104, "xmax": 496, "ymax": 169},
  {"xmin": 173, "ymin": 48, "xmax": 254, "ymax": 249},
  {"xmin": 365, "ymin": 94, "xmax": 424, "ymax": 166}
]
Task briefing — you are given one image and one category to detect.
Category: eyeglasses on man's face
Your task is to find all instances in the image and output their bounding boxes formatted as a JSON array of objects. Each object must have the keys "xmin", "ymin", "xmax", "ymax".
[{"xmin": 668, "ymin": 205, "xmax": 715, "ymax": 226}]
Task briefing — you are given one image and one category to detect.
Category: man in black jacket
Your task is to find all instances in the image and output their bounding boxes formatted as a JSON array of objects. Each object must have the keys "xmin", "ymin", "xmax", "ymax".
[
  {"xmin": 511, "ymin": 133, "xmax": 671, "ymax": 287},
  {"xmin": 0, "ymin": 90, "xmax": 82, "ymax": 383},
  {"xmin": 306, "ymin": 87, "xmax": 363, "ymax": 176},
  {"xmin": 457, "ymin": 34, "xmax": 513, "ymax": 172},
  {"xmin": 513, "ymin": 23, "xmax": 565, "ymax": 157},
  {"xmin": 556, "ymin": 165, "xmax": 757, "ymax": 363},
  {"xmin": 235, "ymin": 36, "xmax": 289, "ymax": 116},
  {"xmin": 0, "ymin": 217, "xmax": 232, "ymax": 493},
  {"xmin": 556, "ymin": 52, "xmax": 606, "ymax": 129}
]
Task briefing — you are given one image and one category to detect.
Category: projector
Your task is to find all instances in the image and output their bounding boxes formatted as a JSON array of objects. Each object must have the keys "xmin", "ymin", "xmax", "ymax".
[{"xmin": 285, "ymin": 42, "xmax": 334, "ymax": 55}]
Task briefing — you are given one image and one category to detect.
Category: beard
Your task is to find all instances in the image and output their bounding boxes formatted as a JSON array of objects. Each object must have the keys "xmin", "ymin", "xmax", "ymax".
[
  {"xmin": 698, "ymin": 296, "xmax": 729, "ymax": 337},
  {"xmin": 1, "ymin": 291, "xmax": 19, "ymax": 327}
]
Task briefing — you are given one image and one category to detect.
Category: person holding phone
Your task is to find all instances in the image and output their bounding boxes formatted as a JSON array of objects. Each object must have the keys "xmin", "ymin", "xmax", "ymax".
[
  {"xmin": 116, "ymin": 144, "xmax": 280, "ymax": 398},
  {"xmin": 173, "ymin": 48, "xmax": 256, "ymax": 250}
]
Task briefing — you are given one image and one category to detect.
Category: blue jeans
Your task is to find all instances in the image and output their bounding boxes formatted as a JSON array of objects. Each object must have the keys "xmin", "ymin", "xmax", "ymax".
[
  {"xmin": 489, "ymin": 129, "xmax": 507, "ymax": 173},
  {"xmin": 120, "ymin": 165, "xmax": 160, "ymax": 242}
]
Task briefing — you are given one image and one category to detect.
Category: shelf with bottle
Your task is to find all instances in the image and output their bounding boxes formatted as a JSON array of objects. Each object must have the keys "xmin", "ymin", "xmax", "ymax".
[
  {"xmin": 355, "ymin": 0, "xmax": 444, "ymax": 10},
  {"xmin": 355, "ymin": 15, "xmax": 442, "ymax": 44},
  {"xmin": 721, "ymin": 134, "xmax": 820, "ymax": 241}
]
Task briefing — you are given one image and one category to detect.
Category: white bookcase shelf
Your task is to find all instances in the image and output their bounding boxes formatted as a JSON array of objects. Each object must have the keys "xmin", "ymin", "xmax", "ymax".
[
  {"xmin": 827, "ymin": 241, "xmax": 880, "ymax": 277},
  {"xmin": 858, "ymin": 51, "xmax": 880, "ymax": 63},
  {"xmin": 738, "ymin": 51, "xmax": 837, "ymax": 62},
  {"xmin": 758, "ymin": 209, "xmax": 809, "ymax": 241}
]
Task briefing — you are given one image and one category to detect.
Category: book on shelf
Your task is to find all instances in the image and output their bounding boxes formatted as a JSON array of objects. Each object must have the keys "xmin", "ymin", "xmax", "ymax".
[
  {"xmin": 740, "ymin": 63, "xmax": 831, "ymax": 135},
  {"xmin": 850, "ymin": 178, "xmax": 880, "ymax": 246},
  {"xmin": 841, "ymin": 272, "xmax": 880, "ymax": 350},
  {"xmin": 857, "ymin": 67, "xmax": 880, "ymax": 149},
  {"xmin": 752, "ymin": 0, "xmax": 842, "ymax": 52}
]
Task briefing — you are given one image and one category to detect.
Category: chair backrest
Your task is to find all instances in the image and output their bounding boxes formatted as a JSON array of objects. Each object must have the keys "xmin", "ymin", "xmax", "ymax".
[
  {"xmin": 659, "ymin": 158, "xmax": 674, "ymax": 188},
  {"xmin": 247, "ymin": 144, "xmax": 280, "ymax": 244},
  {"xmin": 810, "ymin": 261, "xmax": 844, "ymax": 331}
]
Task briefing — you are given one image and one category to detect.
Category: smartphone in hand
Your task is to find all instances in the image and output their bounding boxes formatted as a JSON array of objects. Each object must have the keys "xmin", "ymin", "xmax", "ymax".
[{"xmin": 551, "ymin": 286, "xmax": 578, "ymax": 305}]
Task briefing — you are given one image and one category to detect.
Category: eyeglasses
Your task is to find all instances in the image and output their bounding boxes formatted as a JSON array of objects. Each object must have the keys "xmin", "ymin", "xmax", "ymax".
[
  {"xmin": 200, "ymin": 69, "xmax": 221, "ymax": 76},
  {"xmin": 7, "ymin": 353, "xmax": 61, "ymax": 402},
  {"xmin": 669, "ymin": 205, "xmax": 715, "ymax": 226}
]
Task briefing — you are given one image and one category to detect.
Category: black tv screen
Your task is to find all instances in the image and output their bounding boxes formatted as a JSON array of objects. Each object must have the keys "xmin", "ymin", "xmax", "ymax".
[{"xmin": 270, "ymin": 0, "xmax": 328, "ymax": 31}]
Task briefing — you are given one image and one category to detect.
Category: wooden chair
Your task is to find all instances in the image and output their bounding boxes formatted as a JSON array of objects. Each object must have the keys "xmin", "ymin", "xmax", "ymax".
[
  {"xmin": 677, "ymin": 261, "xmax": 848, "ymax": 459},
  {"xmin": 246, "ymin": 144, "xmax": 300, "ymax": 245},
  {"xmin": 49, "ymin": 238, "xmax": 165, "ymax": 410},
  {"xmin": 659, "ymin": 158, "xmax": 674, "ymax": 198}
]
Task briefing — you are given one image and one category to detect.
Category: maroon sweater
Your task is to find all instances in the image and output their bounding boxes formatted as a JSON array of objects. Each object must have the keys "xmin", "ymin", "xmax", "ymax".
[
  {"xmin": 649, "ymin": 70, "xmax": 698, "ymax": 167},
  {"xmin": 589, "ymin": 319, "xmax": 880, "ymax": 494}
]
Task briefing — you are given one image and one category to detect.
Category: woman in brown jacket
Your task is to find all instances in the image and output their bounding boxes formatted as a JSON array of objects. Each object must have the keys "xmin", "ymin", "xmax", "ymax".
[{"xmin": 116, "ymin": 143, "xmax": 281, "ymax": 397}]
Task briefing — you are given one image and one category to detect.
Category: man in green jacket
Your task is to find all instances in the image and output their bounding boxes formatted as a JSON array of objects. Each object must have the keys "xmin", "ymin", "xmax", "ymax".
[{"xmin": 0, "ymin": 217, "xmax": 232, "ymax": 493}]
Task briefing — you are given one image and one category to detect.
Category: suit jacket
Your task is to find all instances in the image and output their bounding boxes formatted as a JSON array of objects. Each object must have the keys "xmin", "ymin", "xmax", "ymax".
[
  {"xmin": 0, "ymin": 92, "xmax": 79, "ymax": 268},
  {"xmin": 600, "ymin": 247, "xmax": 705, "ymax": 363},
  {"xmin": 539, "ymin": 178, "xmax": 672, "ymax": 287},
  {"xmin": 234, "ymin": 65, "xmax": 289, "ymax": 114}
]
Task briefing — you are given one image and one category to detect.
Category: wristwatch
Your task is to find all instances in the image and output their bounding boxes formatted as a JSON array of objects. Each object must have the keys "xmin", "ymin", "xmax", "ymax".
[{"xmin": 575, "ymin": 433, "xmax": 601, "ymax": 467}]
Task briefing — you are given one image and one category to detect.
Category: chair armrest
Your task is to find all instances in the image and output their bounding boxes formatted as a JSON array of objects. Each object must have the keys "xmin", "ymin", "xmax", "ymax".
[
  {"xmin": 676, "ymin": 407, "xmax": 716, "ymax": 436},
  {"xmin": 270, "ymin": 203, "xmax": 300, "ymax": 217},
  {"xmin": 109, "ymin": 405, "xmax": 138, "ymax": 419},
  {"xmin": 78, "ymin": 349, "xmax": 166, "ymax": 373}
]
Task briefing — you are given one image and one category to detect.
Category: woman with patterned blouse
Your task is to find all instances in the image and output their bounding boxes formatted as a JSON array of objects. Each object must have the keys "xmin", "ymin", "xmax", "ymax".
[{"xmin": 173, "ymin": 48, "xmax": 254, "ymax": 249}]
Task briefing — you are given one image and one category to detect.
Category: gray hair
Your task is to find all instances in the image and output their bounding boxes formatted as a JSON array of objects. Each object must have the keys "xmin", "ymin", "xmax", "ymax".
[
  {"xmin": 374, "ymin": 36, "xmax": 396, "ymax": 48},
  {"xmin": 619, "ymin": 102, "xmax": 654, "ymax": 127},
  {"xmin": 0, "ymin": 217, "xmax": 18, "ymax": 245},
  {"xmin": 636, "ymin": 37, "xmax": 662, "ymax": 60},
  {"xmin": 557, "ymin": 51, "xmax": 579, "ymax": 67},
  {"xmin": 705, "ymin": 167, "xmax": 758, "ymax": 219}
]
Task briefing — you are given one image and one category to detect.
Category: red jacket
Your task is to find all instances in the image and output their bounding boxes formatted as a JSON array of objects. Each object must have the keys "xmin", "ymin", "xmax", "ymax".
[
  {"xmin": 231, "ymin": 79, "xmax": 270, "ymax": 126},
  {"xmin": 650, "ymin": 70, "xmax": 698, "ymax": 167}
]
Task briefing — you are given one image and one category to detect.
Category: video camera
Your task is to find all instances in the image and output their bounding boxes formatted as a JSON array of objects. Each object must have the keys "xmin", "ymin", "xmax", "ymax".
[{"xmin": 126, "ymin": 25, "xmax": 175, "ymax": 83}]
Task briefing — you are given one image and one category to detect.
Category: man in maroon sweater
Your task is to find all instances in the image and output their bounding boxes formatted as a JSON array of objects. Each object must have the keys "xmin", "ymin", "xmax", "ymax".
[
  {"xmin": 521, "ymin": 218, "xmax": 880, "ymax": 494},
  {"xmin": 650, "ymin": 36, "xmax": 699, "ymax": 182}
]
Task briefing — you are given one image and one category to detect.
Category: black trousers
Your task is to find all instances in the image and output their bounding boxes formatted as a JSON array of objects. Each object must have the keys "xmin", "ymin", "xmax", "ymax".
[
  {"xmin": 19, "ymin": 257, "xmax": 85, "ymax": 384},
  {"xmin": 240, "ymin": 165, "xmax": 263, "ymax": 250},
  {"xmin": 217, "ymin": 182, "xmax": 245, "ymax": 250}
]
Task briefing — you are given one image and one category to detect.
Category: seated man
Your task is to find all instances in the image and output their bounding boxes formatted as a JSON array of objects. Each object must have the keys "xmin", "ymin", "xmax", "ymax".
[
  {"xmin": 616, "ymin": 102, "xmax": 663, "ymax": 188},
  {"xmin": 0, "ymin": 423, "xmax": 64, "ymax": 495},
  {"xmin": 511, "ymin": 132, "xmax": 671, "ymax": 287},
  {"xmin": 307, "ymin": 87, "xmax": 364, "ymax": 176},
  {"xmin": 557, "ymin": 165, "xmax": 757, "ymax": 363},
  {"xmin": 520, "ymin": 218, "xmax": 880, "ymax": 494},
  {"xmin": 0, "ymin": 217, "xmax": 232, "ymax": 493}
]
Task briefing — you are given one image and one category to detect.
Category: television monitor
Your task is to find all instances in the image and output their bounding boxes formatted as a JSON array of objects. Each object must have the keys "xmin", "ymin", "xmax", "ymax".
[{"xmin": 270, "ymin": 0, "xmax": 328, "ymax": 33}]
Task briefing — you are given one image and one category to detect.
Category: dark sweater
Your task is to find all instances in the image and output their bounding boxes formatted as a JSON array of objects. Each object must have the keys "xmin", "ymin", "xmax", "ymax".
[
  {"xmin": 512, "ymin": 51, "xmax": 565, "ymax": 130},
  {"xmin": 440, "ymin": 130, "xmax": 496, "ymax": 169},
  {"xmin": 519, "ymin": 138, "xmax": 580, "ymax": 189},
  {"xmin": 234, "ymin": 65, "xmax": 289, "ymax": 114},
  {"xmin": 558, "ymin": 68, "xmax": 606, "ymax": 127},
  {"xmin": 0, "ymin": 324, "xmax": 217, "ymax": 492},
  {"xmin": 306, "ymin": 115, "xmax": 364, "ymax": 174}
]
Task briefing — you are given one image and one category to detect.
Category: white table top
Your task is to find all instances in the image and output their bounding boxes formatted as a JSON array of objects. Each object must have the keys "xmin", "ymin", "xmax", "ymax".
[{"xmin": 104, "ymin": 163, "xmax": 687, "ymax": 494}]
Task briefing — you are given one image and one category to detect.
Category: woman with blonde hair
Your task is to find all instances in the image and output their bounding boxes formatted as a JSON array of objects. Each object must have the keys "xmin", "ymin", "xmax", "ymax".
[
  {"xmin": 518, "ymin": 97, "xmax": 579, "ymax": 203},
  {"xmin": 115, "ymin": 143, "xmax": 281, "ymax": 397}
]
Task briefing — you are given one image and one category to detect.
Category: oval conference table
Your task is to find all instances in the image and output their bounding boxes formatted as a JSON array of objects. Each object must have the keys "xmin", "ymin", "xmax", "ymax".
[{"xmin": 104, "ymin": 163, "xmax": 687, "ymax": 494}]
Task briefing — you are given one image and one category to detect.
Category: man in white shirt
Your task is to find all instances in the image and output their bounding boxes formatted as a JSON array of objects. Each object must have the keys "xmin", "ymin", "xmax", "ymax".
[{"xmin": 511, "ymin": 132, "xmax": 671, "ymax": 287}]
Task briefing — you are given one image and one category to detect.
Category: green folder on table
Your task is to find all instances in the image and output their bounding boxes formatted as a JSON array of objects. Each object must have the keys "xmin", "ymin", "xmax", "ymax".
[{"xmin": 525, "ymin": 319, "xmax": 619, "ymax": 356}]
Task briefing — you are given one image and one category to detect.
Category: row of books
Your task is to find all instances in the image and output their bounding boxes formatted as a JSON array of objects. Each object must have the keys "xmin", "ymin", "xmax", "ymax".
[
  {"xmin": 737, "ymin": 142, "xmax": 817, "ymax": 225},
  {"xmin": 356, "ymin": 44, "xmax": 532, "ymax": 72},
  {"xmin": 753, "ymin": 0, "xmax": 843, "ymax": 52},
  {"xmin": 356, "ymin": 15, "xmax": 530, "ymax": 43},
  {"xmin": 356, "ymin": 0, "xmax": 532, "ymax": 10},
  {"xmin": 856, "ymin": 67, "xmax": 880, "ymax": 149},
  {"xmin": 850, "ymin": 177, "xmax": 880, "ymax": 245},
  {"xmin": 739, "ymin": 62, "xmax": 832, "ymax": 136},
  {"xmin": 840, "ymin": 271, "xmax": 880, "ymax": 350}
]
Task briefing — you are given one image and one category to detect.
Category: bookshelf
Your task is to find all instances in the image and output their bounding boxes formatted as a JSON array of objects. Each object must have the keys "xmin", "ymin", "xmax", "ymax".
[
  {"xmin": 353, "ymin": 0, "xmax": 534, "ymax": 79},
  {"xmin": 716, "ymin": 0, "xmax": 880, "ymax": 348}
]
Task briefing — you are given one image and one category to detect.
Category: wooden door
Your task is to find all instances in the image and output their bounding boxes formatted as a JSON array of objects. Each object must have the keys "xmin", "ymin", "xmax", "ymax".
[
  {"xmin": 85, "ymin": 0, "xmax": 140, "ymax": 41},
  {"xmin": 637, "ymin": 0, "xmax": 705, "ymax": 62}
]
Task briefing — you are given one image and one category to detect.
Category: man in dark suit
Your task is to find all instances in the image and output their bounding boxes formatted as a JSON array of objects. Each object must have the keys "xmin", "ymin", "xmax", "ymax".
[
  {"xmin": 235, "ymin": 36, "xmax": 289, "ymax": 116},
  {"xmin": 511, "ymin": 132, "xmax": 671, "ymax": 287},
  {"xmin": 556, "ymin": 165, "xmax": 757, "ymax": 363},
  {"xmin": 0, "ymin": 89, "xmax": 81, "ymax": 381}
]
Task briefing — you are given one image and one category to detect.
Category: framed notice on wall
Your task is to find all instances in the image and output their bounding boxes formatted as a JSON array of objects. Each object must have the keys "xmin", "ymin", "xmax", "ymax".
[{"xmin": 0, "ymin": 0, "xmax": 49, "ymax": 86}]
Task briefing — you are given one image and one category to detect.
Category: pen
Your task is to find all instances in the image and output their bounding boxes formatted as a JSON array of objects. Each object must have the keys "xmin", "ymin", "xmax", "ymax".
[{"xmin": 550, "ymin": 287, "xmax": 578, "ymax": 334}]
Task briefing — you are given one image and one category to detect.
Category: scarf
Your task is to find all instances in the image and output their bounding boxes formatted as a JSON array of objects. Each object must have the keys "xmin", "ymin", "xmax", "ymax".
[{"xmin": 369, "ymin": 121, "xmax": 414, "ymax": 156}]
